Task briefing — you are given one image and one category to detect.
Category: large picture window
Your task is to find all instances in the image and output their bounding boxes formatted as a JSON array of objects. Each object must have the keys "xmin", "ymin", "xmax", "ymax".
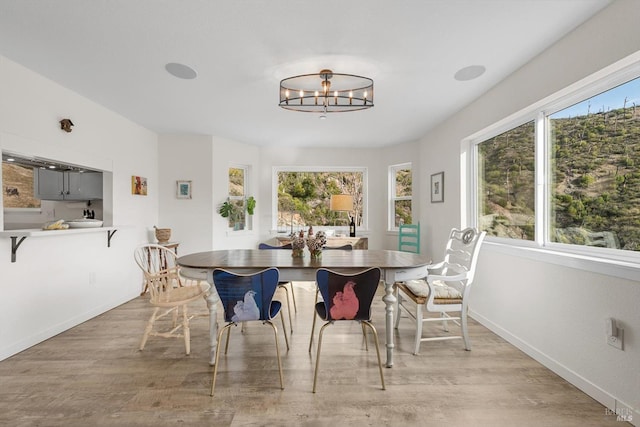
[
  {"xmin": 471, "ymin": 69, "xmax": 640, "ymax": 256},
  {"xmin": 274, "ymin": 168, "xmax": 365, "ymax": 233},
  {"xmin": 550, "ymin": 77, "xmax": 640, "ymax": 251}
]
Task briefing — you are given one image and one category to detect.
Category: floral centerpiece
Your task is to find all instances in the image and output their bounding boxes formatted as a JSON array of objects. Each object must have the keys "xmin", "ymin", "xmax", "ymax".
[
  {"xmin": 307, "ymin": 230, "xmax": 326, "ymax": 259},
  {"xmin": 290, "ymin": 230, "xmax": 306, "ymax": 258}
]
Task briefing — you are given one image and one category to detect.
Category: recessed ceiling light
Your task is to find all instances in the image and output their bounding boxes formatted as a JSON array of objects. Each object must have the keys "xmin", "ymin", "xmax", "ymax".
[
  {"xmin": 165, "ymin": 62, "xmax": 198, "ymax": 80},
  {"xmin": 454, "ymin": 65, "xmax": 486, "ymax": 81}
]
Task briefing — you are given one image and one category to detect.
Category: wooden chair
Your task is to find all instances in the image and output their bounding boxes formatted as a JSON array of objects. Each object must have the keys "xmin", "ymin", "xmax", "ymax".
[
  {"xmin": 398, "ymin": 222, "xmax": 420, "ymax": 254},
  {"xmin": 394, "ymin": 228, "xmax": 486, "ymax": 354},
  {"xmin": 258, "ymin": 242, "xmax": 295, "ymax": 334},
  {"xmin": 311, "ymin": 267, "xmax": 385, "ymax": 393},
  {"xmin": 210, "ymin": 267, "xmax": 287, "ymax": 397},
  {"xmin": 134, "ymin": 244, "xmax": 210, "ymax": 355}
]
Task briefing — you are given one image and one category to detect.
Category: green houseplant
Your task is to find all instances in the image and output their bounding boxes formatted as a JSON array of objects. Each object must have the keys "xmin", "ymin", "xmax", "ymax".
[{"xmin": 246, "ymin": 196, "xmax": 256, "ymax": 215}]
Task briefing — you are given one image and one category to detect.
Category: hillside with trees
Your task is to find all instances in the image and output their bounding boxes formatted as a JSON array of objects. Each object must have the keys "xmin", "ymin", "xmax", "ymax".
[{"xmin": 481, "ymin": 105, "xmax": 640, "ymax": 251}]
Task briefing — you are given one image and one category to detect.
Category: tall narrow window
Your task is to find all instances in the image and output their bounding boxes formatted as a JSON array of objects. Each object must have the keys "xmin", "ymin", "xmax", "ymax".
[
  {"xmin": 477, "ymin": 121, "xmax": 536, "ymax": 241},
  {"xmin": 389, "ymin": 163, "xmax": 412, "ymax": 230},
  {"xmin": 227, "ymin": 166, "xmax": 248, "ymax": 231}
]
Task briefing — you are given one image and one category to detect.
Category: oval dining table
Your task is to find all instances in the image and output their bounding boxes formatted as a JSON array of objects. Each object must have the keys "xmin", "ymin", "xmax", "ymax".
[{"xmin": 177, "ymin": 248, "xmax": 430, "ymax": 367}]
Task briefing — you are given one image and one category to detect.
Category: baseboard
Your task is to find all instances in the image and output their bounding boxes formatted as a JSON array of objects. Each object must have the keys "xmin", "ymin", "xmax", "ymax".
[
  {"xmin": 470, "ymin": 309, "xmax": 637, "ymax": 426},
  {"xmin": 0, "ymin": 291, "xmax": 139, "ymax": 362}
]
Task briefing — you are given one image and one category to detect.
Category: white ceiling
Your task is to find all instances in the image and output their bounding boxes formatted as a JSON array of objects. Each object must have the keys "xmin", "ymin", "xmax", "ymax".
[{"xmin": 0, "ymin": 0, "xmax": 611, "ymax": 148}]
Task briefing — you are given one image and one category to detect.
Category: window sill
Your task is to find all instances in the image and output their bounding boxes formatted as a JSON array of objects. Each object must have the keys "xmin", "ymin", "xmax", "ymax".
[{"xmin": 484, "ymin": 240, "xmax": 639, "ymax": 282}]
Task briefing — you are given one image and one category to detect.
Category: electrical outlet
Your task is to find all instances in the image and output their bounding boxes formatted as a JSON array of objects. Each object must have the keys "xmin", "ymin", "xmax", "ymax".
[{"xmin": 607, "ymin": 328, "xmax": 624, "ymax": 350}]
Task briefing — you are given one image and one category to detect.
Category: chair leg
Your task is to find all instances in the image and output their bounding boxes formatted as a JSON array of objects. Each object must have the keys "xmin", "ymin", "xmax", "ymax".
[
  {"xmin": 171, "ymin": 306, "xmax": 178, "ymax": 327},
  {"xmin": 279, "ymin": 308, "xmax": 290, "ymax": 351},
  {"xmin": 182, "ymin": 305, "xmax": 191, "ymax": 355},
  {"xmin": 139, "ymin": 307, "xmax": 159, "ymax": 351},
  {"xmin": 441, "ymin": 312, "xmax": 450, "ymax": 332},
  {"xmin": 414, "ymin": 303, "xmax": 423, "ymax": 355},
  {"xmin": 461, "ymin": 302, "xmax": 471, "ymax": 351},
  {"xmin": 308, "ymin": 287, "xmax": 319, "ymax": 353},
  {"xmin": 211, "ymin": 323, "xmax": 233, "ymax": 397},
  {"xmin": 361, "ymin": 322, "xmax": 369, "ymax": 351},
  {"xmin": 312, "ymin": 321, "xmax": 332, "ymax": 393},
  {"xmin": 363, "ymin": 321, "xmax": 386, "ymax": 390},
  {"xmin": 278, "ymin": 284, "xmax": 294, "ymax": 334},
  {"xmin": 224, "ymin": 324, "xmax": 233, "ymax": 354},
  {"xmin": 289, "ymin": 282, "xmax": 297, "ymax": 313},
  {"xmin": 266, "ymin": 320, "xmax": 285, "ymax": 390}
]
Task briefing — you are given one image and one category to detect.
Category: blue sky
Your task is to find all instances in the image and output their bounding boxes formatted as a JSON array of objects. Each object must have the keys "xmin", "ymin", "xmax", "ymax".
[{"xmin": 551, "ymin": 77, "xmax": 640, "ymax": 119}]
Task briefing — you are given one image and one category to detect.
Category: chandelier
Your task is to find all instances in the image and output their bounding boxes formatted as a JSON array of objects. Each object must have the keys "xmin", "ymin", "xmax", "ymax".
[{"xmin": 279, "ymin": 69, "xmax": 374, "ymax": 114}]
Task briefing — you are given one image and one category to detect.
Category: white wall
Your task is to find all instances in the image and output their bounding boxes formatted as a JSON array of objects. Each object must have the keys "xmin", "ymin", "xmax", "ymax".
[
  {"xmin": 417, "ymin": 0, "xmax": 640, "ymax": 420},
  {"xmin": 0, "ymin": 55, "xmax": 158, "ymax": 361},
  {"xmin": 158, "ymin": 134, "xmax": 215, "ymax": 255},
  {"xmin": 158, "ymin": 134, "xmax": 261, "ymax": 253}
]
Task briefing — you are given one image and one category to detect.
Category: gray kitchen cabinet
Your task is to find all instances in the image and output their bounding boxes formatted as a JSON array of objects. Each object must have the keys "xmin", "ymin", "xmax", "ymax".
[{"xmin": 34, "ymin": 168, "xmax": 103, "ymax": 200}]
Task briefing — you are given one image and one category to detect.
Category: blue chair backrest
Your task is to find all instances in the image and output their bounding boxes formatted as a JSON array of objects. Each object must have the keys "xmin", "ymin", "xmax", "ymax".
[
  {"xmin": 258, "ymin": 242, "xmax": 292, "ymax": 250},
  {"xmin": 316, "ymin": 268, "xmax": 381, "ymax": 321},
  {"xmin": 213, "ymin": 268, "xmax": 280, "ymax": 323},
  {"xmin": 323, "ymin": 244, "xmax": 353, "ymax": 250}
]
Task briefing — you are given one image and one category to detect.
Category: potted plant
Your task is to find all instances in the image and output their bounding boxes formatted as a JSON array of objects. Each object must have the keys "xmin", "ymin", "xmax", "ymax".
[{"xmin": 246, "ymin": 196, "xmax": 256, "ymax": 215}]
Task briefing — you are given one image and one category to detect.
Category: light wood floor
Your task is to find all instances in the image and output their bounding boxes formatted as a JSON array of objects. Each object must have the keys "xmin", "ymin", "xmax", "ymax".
[{"xmin": 0, "ymin": 282, "xmax": 623, "ymax": 427}]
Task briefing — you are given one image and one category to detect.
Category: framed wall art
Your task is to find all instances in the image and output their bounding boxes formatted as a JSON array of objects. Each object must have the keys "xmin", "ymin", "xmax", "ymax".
[
  {"xmin": 430, "ymin": 172, "xmax": 444, "ymax": 203},
  {"xmin": 132, "ymin": 175, "xmax": 148, "ymax": 195},
  {"xmin": 176, "ymin": 180, "xmax": 192, "ymax": 199}
]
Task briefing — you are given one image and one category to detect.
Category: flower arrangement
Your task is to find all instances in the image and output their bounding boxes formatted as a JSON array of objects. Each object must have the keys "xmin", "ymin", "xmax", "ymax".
[
  {"xmin": 307, "ymin": 230, "xmax": 326, "ymax": 259},
  {"xmin": 290, "ymin": 230, "xmax": 306, "ymax": 258}
]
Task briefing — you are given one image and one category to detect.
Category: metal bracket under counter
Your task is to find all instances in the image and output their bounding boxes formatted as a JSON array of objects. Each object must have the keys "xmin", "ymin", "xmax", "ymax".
[{"xmin": 0, "ymin": 227, "xmax": 118, "ymax": 263}]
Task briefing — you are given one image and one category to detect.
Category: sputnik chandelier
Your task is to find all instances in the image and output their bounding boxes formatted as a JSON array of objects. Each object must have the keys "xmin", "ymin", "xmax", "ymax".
[{"xmin": 279, "ymin": 69, "xmax": 374, "ymax": 115}]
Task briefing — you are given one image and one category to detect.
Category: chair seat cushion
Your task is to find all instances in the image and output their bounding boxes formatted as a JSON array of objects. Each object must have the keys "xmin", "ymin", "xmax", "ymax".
[{"xmin": 403, "ymin": 279, "xmax": 463, "ymax": 299}]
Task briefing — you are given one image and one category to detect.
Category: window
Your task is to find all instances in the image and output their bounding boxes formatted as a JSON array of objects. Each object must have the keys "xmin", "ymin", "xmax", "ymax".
[
  {"xmin": 471, "ymin": 67, "xmax": 640, "ymax": 257},
  {"xmin": 273, "ymin": 168, "xmax": 366, "ymax": 232},
  {"xmin": 389, "ymin": 163, "xmax": 412, "ymax": 230},
  {"xmin": 477, "ymin": 122, "xmax": 535, "ymax": 240},
  {"xmin": 549, "ymin": 77, "xmax": 640, "ymax": 251},
  {"xmin": 226, "ymin": 165, "xmax": 249, "ymax": 231}
]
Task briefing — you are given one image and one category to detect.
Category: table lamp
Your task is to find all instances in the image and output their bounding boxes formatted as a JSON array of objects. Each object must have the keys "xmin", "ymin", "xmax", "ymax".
[{"xmin": 330, "ymin": 194, "xmax": 353, "ymax": 234}]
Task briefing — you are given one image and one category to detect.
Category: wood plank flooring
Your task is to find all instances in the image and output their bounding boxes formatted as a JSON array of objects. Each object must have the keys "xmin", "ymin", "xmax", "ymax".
[{"xmin": 0, "ymin": 282, "xmax": 624, "ymax": 426}]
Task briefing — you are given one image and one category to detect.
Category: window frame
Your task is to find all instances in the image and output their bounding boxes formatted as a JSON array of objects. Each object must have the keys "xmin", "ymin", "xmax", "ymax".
[
  {"xmin": 465, "ymin": 58, "xmax": 640, "ymax": 267},
  {"xmin": 271, "ymin": 166, "xmax": 368, "ymax": 232},
  {"xmin": 388, "ymin": 162, "xmax": 412, "ymax": 231}
]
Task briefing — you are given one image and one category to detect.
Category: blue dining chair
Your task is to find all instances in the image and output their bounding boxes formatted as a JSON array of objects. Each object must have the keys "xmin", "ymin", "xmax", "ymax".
[
  {"xmin": 311, "ymin": 267, "xmax": 386, "ymax": 393},
  {"xmin": 258, "ymin": 242, "xmax": 296, "ymax": 334},
  {"xmin": 210, "ymin": 267, "xmax": 288, "ymax": 397}
]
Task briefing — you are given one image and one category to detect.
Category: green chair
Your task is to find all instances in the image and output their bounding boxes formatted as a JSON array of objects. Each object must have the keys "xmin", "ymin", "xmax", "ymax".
[{"xmin": 398, "ymin": 222, "xmax": 420, "ymax": 254}]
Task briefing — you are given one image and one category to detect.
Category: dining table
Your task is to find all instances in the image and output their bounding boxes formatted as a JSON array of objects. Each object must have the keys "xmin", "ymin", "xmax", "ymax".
[{"xmin": 177, "ymin": 248, "xmax": 430, "ymax": 367}]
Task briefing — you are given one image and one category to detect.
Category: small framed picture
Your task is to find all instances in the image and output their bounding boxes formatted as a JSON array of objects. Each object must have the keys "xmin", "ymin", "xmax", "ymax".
[
  {"xmin": 176, "ymin": 180, "xmax": 192, "ymax": 199},
  {"xmin": 431, "ymin": 172, "xmax": 444, "ymax": 203},
  {"xmin": 132, "ymin": 176, "xmax": 148, "ymax": 196}
]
